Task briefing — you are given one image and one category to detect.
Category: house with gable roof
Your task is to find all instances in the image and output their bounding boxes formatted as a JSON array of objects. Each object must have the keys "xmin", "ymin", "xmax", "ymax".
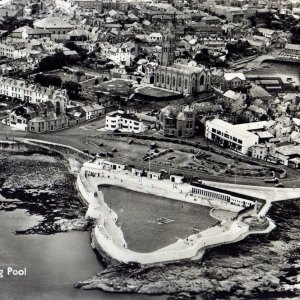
[
  {"xmin": 224, "ymin": 72, "xmax": 246, "ymax": 90},
  {"xmin": 158, "ymin": 105, "xmax": 195, "ymax": 137}
]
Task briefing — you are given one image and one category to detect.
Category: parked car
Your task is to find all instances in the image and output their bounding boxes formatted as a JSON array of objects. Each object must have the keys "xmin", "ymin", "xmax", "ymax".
[
  {"xmin": 97, "ymin": 152, "xmax": 107, "ymax": 157},
  {"xmin": 275, "ymin": 183, "xmax": 284, "ymax": 188},
  {"xmin": 264, "ymin": 177, "xmax": 278, "ymax": 183}
]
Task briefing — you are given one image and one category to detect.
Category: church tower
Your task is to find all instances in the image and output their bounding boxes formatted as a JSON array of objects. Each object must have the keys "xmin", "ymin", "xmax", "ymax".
[{"xmin": 160, "ymin": 28, "xmax": 176, "ymax": 67}]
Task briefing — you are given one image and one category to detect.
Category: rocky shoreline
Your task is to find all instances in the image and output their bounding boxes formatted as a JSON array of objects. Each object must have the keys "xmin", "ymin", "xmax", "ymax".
[
  {"xmin": 0, "ymin": 150, "xmax": 91, "ymax": 234},
  {"xmin": 76, "ymin": 199, "xmax": 300, "ymax": 299},
  {"xmin": 1, "ymin": 145, "xmax": 300, "ymax": 299}
]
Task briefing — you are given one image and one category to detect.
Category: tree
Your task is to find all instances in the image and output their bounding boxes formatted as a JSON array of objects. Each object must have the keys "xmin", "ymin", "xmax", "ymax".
[
  {"xmin": 95, "ymin": 91, "xmax": 103, "ymax": 103},
  {"xmin": 35, "ymin": 74, "xmax": 62, "ymax": 87},
  {"xmin": 64, "ymin": 41, "xmax": 88, "ymax": 61},
  {"xmin": 226, "ymin": 41, "xmax": 251, "ymax": 60},
  {"xmin": 39, "ymin": 51, "xmax": 67, "ymax": 72},
  {"xmin": 63, "ymin": 81, "xmax": 80, "ymax": 99},
  {"xmin": 291, "ymin": 25, "xmax": 300, "ymax": 44},
  {"xmin": 75, "ymin": 70, "xmax": 85, "ymax": 82},
  {"xmin": 181, "ymin": 50, "xmax": 192, "ymax": 59},
  {"xmin": 249, "ymin": 16, "xmax": 256, "ymax": 27},
  {"xmin": 194, "ymin": 48, "xmax": 210, "ymax": 65}
]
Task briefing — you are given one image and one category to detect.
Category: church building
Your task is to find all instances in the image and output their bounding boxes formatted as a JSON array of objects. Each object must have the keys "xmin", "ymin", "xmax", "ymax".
[{"xmin": 154, "ymin": 30, "xmax": 211, "ymax": 95}]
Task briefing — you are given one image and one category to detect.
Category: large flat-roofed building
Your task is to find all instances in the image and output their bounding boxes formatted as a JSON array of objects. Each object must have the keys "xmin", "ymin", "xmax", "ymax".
[
  {"xmin": 105, "ymin": 110, "xmax": 149, "ymax": 133},
  {"xmin": 205, "ymin": 119, "xmax": 259, "ymax": 155},
  {"xmin": 283, "ymin": 43, "xmax": 300, "ymax": 57}
]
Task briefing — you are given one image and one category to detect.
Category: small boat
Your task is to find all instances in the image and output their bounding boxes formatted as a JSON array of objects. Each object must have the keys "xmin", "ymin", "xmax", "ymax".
[{"xmin": 157, "ymin": 217, "xmax": 174, "ymax": 224}]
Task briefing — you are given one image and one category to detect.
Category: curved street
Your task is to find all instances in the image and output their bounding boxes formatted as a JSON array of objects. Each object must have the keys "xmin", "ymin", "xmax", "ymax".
[{"xmin": 2, "ymin": 119, "xmax": 300, "ymax": 189}]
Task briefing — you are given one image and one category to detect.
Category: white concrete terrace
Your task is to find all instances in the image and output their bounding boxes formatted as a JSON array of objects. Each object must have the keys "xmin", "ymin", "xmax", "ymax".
[{"xmin": 202, "ymin": 180, "xmax": 300, "ymax": 202}]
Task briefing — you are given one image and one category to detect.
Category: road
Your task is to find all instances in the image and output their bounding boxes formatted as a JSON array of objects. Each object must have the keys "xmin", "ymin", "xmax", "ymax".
[{"xmin": 1, "ymin": 120, "xmax": 300, "ymax": 188}]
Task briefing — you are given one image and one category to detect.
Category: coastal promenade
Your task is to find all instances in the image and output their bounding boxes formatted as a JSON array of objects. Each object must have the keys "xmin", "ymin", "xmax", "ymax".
[
  {"xmin": 202, "ymin": 180, "xmax": 300, "ymax": 218},
  {"xmin": 203, "ymin": 180, "xmax": 300, "ymax": 202},
  {"xmin": 76, "ymin": 161, "xmax": 275, "ymax": 265}
]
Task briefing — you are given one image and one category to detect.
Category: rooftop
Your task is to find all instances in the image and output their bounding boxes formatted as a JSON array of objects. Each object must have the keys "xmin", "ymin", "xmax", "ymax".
[
  {"xmin": 34, "ymin": 17, "xmax": 73, "ymax": 29},
  {"xmin": 285, "ymin": 43, "xmax": 300, "ymax": 51},
  {"xmin": 224, "ymin": 73, "xmax": 246, "ymax": 81},
  {"xmin": 207, "ymin": 119, "xmax": 258, "ymax": 140},
  {"xmin": 235, "ymin": 121, "xmax": 274, "ymax": 132}
]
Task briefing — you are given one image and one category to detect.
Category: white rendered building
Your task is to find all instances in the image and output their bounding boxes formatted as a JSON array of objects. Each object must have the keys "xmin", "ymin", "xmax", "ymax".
[
  {"xmin": 205, "ymin": 119, "xmax": 259, "ymax": 155},
  {"xmin": 105, "ymin": 110, "xmax": 149, "ymax": 133}
]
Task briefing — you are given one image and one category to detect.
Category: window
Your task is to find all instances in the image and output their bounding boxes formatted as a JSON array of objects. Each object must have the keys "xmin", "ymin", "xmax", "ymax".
[
  {"xmin": 185, "ymin": 79, "xmax": 188, "ymax": 89},
  {"xmin": 156, "ymin": 74, "xmax": 159, "ymax": 83},
  {"xmin": 178, "ymin": 77, "xmax": 182, "ymax": 87},
  {"xmin": 238, "ymin": 139, "xmax": 242, "ymax": 144},
  {"xmin": 173, "ymin": 77, "xmax": 176, "ymax": 86},
  {"xmin": 200, "ymin": 75, "xmax": 205, "ymax": 85},
  {"xmin": 161, "ymin": 74, "xmax": 164, "ymax": 84},
  {"xmin": 167, "ymin": 76, "xmax": 170, "ymax": 85}
]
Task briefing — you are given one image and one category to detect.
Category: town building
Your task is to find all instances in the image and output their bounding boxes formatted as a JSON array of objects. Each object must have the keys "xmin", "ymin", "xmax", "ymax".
[
  {"xmin": 205, "ymin": 119, "xmax": 261, "ymax": 154},
  {"xmin": 11, "ymin": 26, "xmax": 51, "ymax": 40},
  {"xmin": 249, "ymin": 143, "xmax": 273, "ymax": 160},
  {"xmin": 33, "ymin": 17, "xmax": 73, "ymax": 40},
  {"xmin": 0, "ymin": 76, "xmax": 68, "ymax": 111},
  {"xmin": 257, "ymin": 28, "xmax": 278, "ymax": 40},
  {"xmin": 272, "ymin": 145, "xmax": 300, "ymax": 168},
  {"xmin": 224, "ymin": 73, "xmax": 246, "ymax": 90},
  {"xmin": 80, "ymin": 103, "xmax": 105, "ymax": 120},
  {"xmin": 208, "ymin": 5, "xmax": 245, "ymax": 22},
  {"xmin": 101, "ymin": 41, "xmax": 138, "ymax": 66},
  {"xmin": 283, "ymin": 43, "xmax": 300, "ymax": 57},
  {"xmin": 105, "ymin": 110, "xmax": 149, "ymax": 133},
  {"xmin": 0, "ymin": 42, "xmax": 26, "ymax": 59},
  {"xmin": 153, "ymin": 31, "xmax": 211, "ymax": 95},
  {"xmin": 158, "ymin": 105, "xmax": 195, "ymax": 138},
  {"xmin": 9, "ymin": 101, "xmax": 68, "ymax": 133},
  {"xmin": 154, "ymin": 63, "xmax": 211, "ymax": 95}
]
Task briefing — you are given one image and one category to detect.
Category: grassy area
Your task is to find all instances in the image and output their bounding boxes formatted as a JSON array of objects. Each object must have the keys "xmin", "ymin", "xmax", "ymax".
[
  {"xmin": 97, "ymin": 79, "xmax": 133, "ymax": 95},
  {"xmin": 45, "ymin": 69, "xmax": 93, "ymax": 83},
  {"xmin": 138, "ymin": 86, "xmax": 178, "ymax": 98}
]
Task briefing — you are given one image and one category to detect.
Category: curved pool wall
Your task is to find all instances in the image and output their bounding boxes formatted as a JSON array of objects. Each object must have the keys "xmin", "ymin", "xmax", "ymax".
[{"xmin": 77, "ymin": 164, "xmax": 276, "ymax": 265}]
